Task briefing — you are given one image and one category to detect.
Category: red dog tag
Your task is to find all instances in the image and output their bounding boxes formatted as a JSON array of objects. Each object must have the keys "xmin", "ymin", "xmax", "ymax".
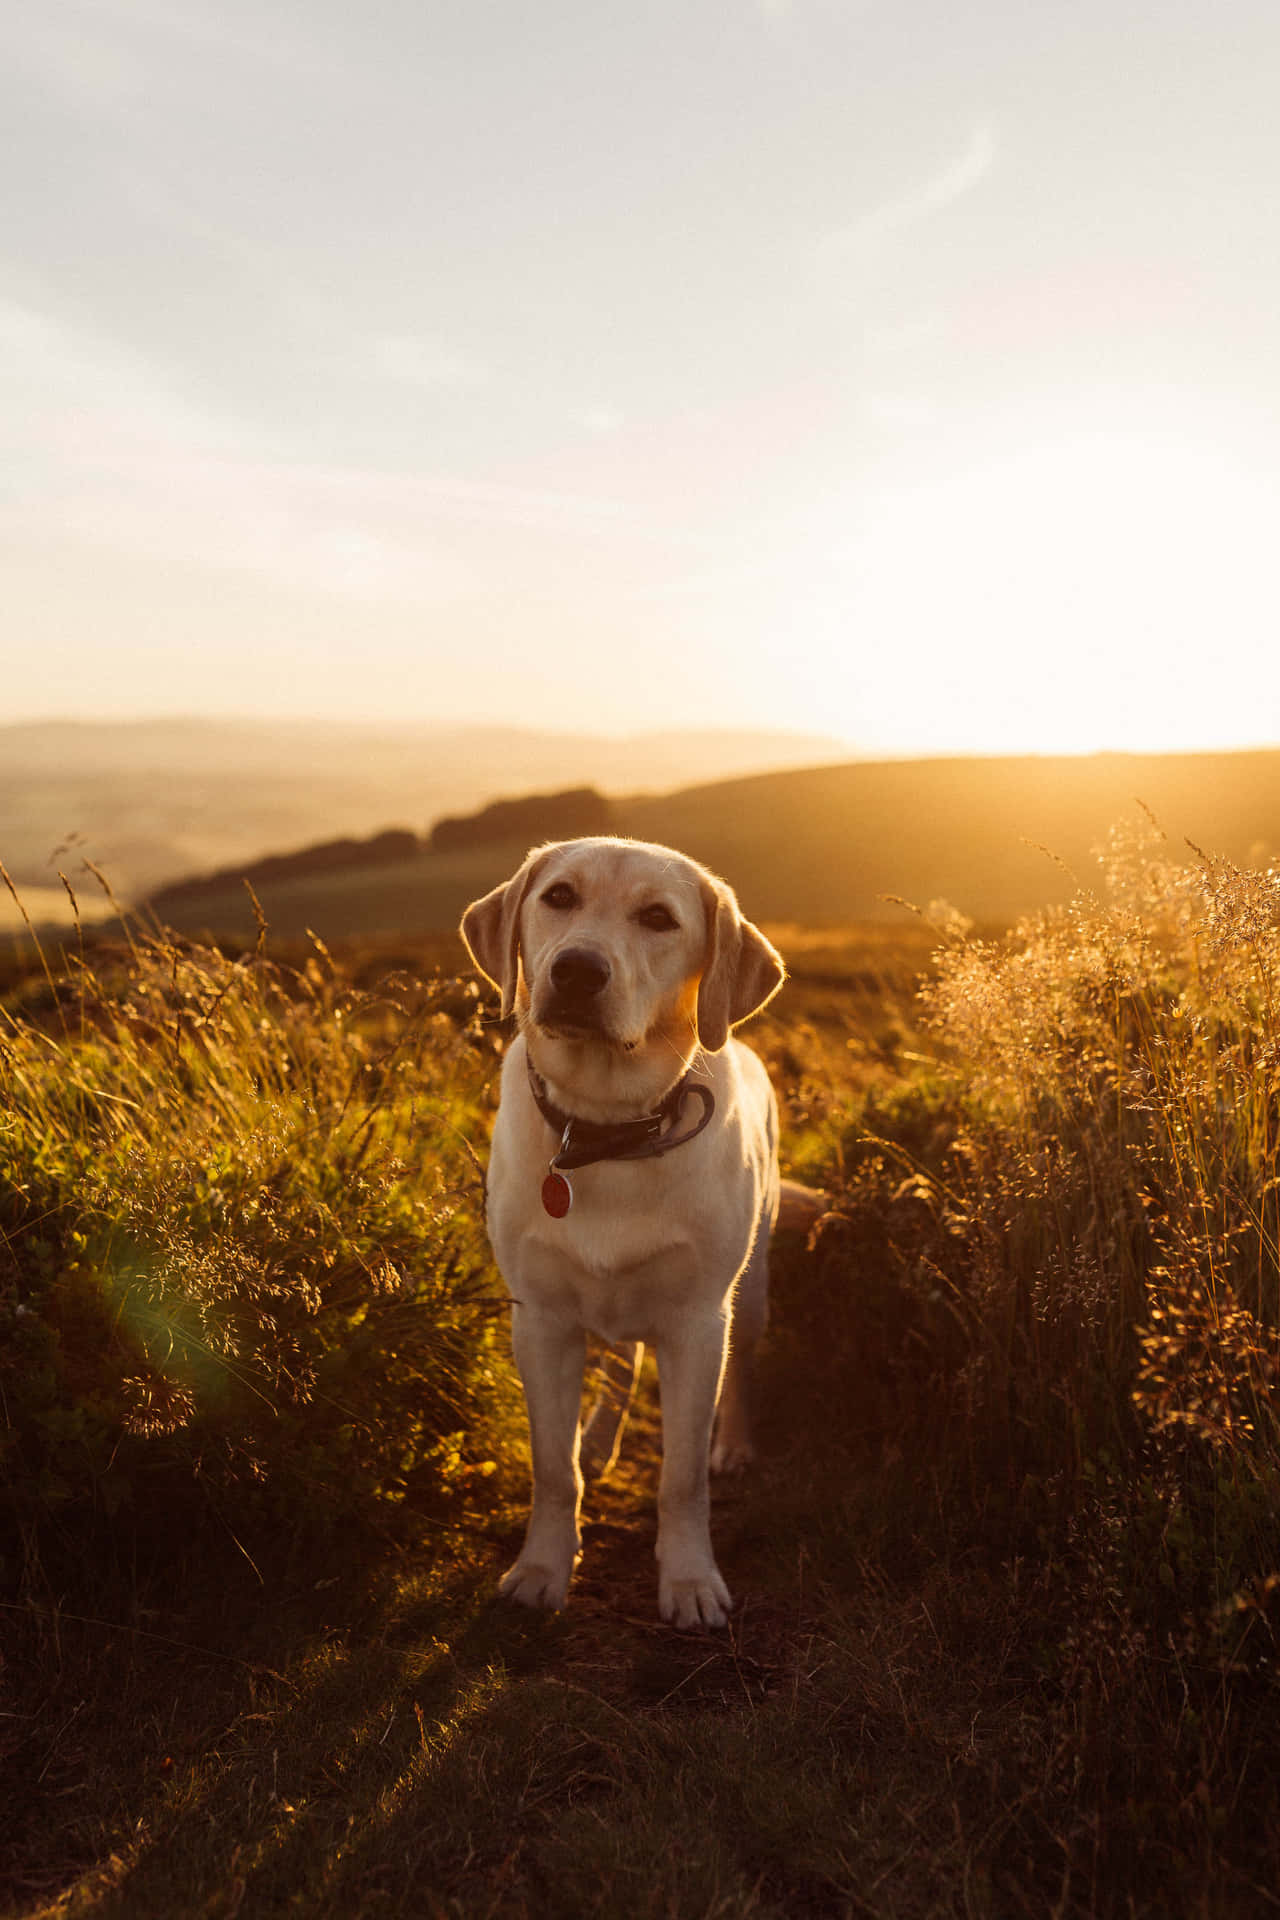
[{"xmin": 541, "ymin": 1170, "xmax": 573, "ymax": 1218}]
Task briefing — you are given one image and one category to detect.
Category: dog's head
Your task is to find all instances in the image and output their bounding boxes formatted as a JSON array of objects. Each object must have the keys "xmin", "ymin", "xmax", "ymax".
[{"xmin": 460, "ymin": 837, "xmax": 783, "ymax": 1093}]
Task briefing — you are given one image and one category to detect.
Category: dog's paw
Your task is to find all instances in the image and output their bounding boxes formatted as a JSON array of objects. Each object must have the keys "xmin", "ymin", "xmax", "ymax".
[
  {"xmin": 658, "ymin": 1562, "xmax": 733, "ymax": 1631},
  {"xmin": 709, "ymin": 1433, "xmax": 756, "ymax": 1474},
  {"xmin": 498, "ymin": 1553, "xmax": 577, "ymax": 1611}
]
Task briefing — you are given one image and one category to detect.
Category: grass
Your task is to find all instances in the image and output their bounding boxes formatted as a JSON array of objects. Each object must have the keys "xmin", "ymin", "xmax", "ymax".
[{"xmin": 3, "ymin": 823, "xmax": 1280, "ymax": 1917}]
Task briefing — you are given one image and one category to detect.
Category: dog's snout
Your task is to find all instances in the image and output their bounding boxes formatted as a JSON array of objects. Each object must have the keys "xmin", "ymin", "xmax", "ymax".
[{"xmin": 550, "ymin": 947, "xmax": 611, "ymax": 999}]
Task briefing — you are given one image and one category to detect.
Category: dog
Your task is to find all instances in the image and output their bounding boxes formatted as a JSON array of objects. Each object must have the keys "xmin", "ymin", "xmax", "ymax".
[{"xmin": 461, "ymin": 836, "xmax": 787, "ymax": 1628}]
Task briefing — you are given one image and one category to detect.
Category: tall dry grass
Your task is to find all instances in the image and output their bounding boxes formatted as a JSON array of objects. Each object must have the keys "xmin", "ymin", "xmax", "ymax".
[
  {"xmin": 0, "ymin": 877, "xmax": 514, "ymax": 1596},
  {"xmin": 744, "ymin": 820, "xmax": 1280, "ymax": 1906},
  {"xmin": 918, "ymin": 817, "xmax": 1280, "ymax": 1479}
]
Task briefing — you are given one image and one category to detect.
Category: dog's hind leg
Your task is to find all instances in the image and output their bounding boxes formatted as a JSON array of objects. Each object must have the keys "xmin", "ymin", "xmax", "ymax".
[
  {"xmin": 711, "ymin": 1168, "xmax": 778, "ymax": 1474},
  {"xmin": 711, "ymin": 1249, "xmax": 767, "ymax": 1474},
  {"xmin": 579, "ymin": 1341, "xmax": 644, "ymax": 1480}
]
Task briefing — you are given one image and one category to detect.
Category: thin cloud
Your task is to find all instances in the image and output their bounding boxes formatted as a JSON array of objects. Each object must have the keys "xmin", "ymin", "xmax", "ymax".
[
  {"xmin": 71, "ymin": 0, "xmax": 346, "ymax": 80},
  {"xmin": 819, "ymin": 121, "xmax": 997, "ymax": 257},
  {"xmin": 372, "ymin": 334, "xmax": 490, "ymax": 395},
  {"xmin": 0, "ymin": 296, "xmax": 710, "ymax": 613},
  {"xmin": 863, "ymin": 389, "xmax": 937, "ymax": 431},
  {"xmin": 0, "ymin": 295, "xmax": 260, "ymax": 465},
  {"xmin": 2, "ymin": 0, "xmax": 345, "ymax": 125},
  {"xmin": 8, "ymin": 14, "xmax": 144, "ymax": 111},
  {"xmin": 582, "ymin": 405, "xmax": 625, "ymax": 435}
]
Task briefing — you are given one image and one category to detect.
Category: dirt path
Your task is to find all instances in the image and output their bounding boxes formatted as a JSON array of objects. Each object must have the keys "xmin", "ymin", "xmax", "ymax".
[{"xmin": 505, "ymin": 1367, "xmax": 826, "ymax": 1724}]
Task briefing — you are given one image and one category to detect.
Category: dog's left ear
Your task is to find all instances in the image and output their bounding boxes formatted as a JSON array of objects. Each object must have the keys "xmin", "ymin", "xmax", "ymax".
[
  {"xmin": 460, "ymin": 845, "xmax": 552, "ymax": 1018},
  {"xmin": 696, "ymin": 879, "xmax": 785, "ymax": 1053}
]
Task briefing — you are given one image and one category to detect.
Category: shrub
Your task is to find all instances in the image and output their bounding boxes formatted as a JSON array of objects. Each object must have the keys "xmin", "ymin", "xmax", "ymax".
[
  {"xmin": 803, "ymin": 818, "xmax": 1280, "ymax": 1585},
  {"xmin": 0, "ymin": 894, "xmax": 514, "ymax": 1593}
]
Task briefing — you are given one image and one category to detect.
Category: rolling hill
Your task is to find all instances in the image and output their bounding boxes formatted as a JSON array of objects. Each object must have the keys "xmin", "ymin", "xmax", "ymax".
[
  {"xmin": 130, "ymin": 749, "xmax": 1280, "ymax": 944},
  {"xmin": 0, "ymin": 716, "xmax": 843, "ymax": 910}
]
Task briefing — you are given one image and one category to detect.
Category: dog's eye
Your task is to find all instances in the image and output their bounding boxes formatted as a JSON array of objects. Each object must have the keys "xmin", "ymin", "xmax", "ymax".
[
  {"xmin": 637, "ymin": 903, "xmax": 679, "ymax": 932},
  {"xmin": 541, "ymin": 882, "xmax": 577, "ymax": 911}
]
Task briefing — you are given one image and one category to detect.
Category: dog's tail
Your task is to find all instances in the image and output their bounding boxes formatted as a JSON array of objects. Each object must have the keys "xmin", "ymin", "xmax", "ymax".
[{"xmin": 776, "ymin": 1178, "xmax": 830, "ymax": 1234}]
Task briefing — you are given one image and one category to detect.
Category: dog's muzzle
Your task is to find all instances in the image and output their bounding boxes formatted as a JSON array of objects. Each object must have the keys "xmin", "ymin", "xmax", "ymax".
[{"xmin": 540, "ymin": 946, "xmax": 612, "ymax": 1032}]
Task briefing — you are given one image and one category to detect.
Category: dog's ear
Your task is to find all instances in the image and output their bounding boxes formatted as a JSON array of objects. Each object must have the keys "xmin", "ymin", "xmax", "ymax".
[
  {"xmin": 696, "ymin": 878, "xmax": 785, "ymax": 1053},
  {"xmin": 460, "ymin": 846, "xmax": 552, "ymax": 1018}
]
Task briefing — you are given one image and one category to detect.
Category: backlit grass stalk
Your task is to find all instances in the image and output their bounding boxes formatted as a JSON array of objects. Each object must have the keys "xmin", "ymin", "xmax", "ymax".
[
  {"xmin": 916, "ymin": 819, "xmax": 1280, "ymax": 1543},
  {"xmin": 0, "ymin": 890, "xmax": 518, "ymax": 1582}
]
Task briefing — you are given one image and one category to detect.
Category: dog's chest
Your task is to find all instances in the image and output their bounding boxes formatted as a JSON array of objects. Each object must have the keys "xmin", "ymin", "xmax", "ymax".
[
  {"xmin": 488, "ymin": 1164, "xmax": 743, "ymax": 1344},
  {"xmin": 497, "ymin": 1182, "xmax": 700, "ymax": 1312},
  {"xmin": 484, "ymin": 1037, "xmax": 770, "ymax": 1341},
  {"xmin": 567, "ymin": 1254, "xmax": 695, "ymax": 1347}
]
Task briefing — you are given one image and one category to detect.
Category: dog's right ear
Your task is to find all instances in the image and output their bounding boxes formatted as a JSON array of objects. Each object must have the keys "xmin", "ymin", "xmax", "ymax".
[{"xmin": 459, "ymin": 846, "xmax": 552, "ymax": 1018}]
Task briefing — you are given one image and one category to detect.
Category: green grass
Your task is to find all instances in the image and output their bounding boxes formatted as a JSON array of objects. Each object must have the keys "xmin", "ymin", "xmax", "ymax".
[{"xmin": 4, "ymin": 826, "xmax": 1280, "ymax": 1917}]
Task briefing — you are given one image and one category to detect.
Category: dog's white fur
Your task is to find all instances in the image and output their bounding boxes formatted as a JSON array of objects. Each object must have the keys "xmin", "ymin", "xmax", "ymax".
[{"xmin": 461, "ymin": 836, "xmax": 785, "ymax": 1628}]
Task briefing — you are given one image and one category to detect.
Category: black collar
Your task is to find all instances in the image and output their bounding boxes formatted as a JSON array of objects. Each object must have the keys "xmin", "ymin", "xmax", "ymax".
[{"xmin": 526, "ymin": 1057, "xmax": 716, "ymax": 1173}]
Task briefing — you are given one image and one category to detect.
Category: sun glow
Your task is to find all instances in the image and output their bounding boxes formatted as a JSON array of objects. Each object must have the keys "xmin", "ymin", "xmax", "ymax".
[{"xmin": 799, "ymin": 434, "xmax": 1277, "ymax": 757}]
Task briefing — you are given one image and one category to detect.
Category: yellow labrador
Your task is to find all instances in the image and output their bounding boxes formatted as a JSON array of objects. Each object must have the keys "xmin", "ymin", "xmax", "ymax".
[{"xmin": 461, "ymin": 836, "xmax": 785, "ymax": 1628}]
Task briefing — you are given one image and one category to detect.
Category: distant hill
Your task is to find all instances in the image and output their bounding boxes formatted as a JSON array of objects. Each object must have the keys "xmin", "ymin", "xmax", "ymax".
[
  {"xmin": 128, "ymin": 749, "xmax": 1280, "ymax": 943},
  {"xmin": 148, "ymin": 787, "xmax": 617, "ymax": 915},
  {"xmin": 0, "ymin": 717, "xmax": 843, "ymax": 915},
  {"xmin": 623, "ymin": 750, "xmax": 1280, "ymax": 924},
  {"xmin": 427, "ymin": 787, "xmax": 614, "ymax": 854},
  {"xmin": 148, "ymin": 829, "xmax": 424, "ymax": 916}
]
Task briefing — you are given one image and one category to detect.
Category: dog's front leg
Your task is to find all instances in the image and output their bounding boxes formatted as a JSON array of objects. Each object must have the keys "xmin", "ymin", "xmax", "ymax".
[
  {"xmin": 500, "ymin": 1304, "xmax": 586, "ymax": 1610},
  {"xmin": 654, "ymin": 1314, "xmax": 733, "ymax": 1629}
]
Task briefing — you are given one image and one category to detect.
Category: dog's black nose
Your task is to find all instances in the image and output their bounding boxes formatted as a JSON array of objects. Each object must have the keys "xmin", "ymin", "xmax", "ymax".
[{"xmin": 550, "ymin": 947, "xmax": 611, "ymax": 998}]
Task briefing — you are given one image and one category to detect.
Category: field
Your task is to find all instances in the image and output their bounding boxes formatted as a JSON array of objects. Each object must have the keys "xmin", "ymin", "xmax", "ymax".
[{"xmin": 4, "ymin": 826, "xmax": 1280, "ymax": 1917}]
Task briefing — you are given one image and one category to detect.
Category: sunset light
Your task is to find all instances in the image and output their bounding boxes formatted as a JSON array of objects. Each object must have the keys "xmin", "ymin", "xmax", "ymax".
[
  {"xmin": 783, "ymin": 428, "xmax": 1276, "ymax": 756},
  {"xmin": 10, "ymin": 12, "xmax": 1280, "ymax": 1904},
  {"xmin": 3, "ymin": 1, "xmax": 1278, "ymax": 756}
]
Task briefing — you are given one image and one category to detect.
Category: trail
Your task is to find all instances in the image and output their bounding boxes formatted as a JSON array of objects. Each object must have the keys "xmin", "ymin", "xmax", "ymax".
[{"xmin": 509, "ymin": 1361, "xmax": 816, "ymax": 1719}]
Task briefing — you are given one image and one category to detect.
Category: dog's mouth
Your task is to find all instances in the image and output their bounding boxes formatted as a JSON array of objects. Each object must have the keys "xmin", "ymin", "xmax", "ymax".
[
  {"xmin": 540, "ymin": 1008, "xmax": 604, "ymax": 1038},
  {"xmin": 533, "ymin": 989, "xmax": 609, "ymax": 1038},
  {"xmin": 532, "ymin": 993, "xmax": 644, "ymax": 1052}
]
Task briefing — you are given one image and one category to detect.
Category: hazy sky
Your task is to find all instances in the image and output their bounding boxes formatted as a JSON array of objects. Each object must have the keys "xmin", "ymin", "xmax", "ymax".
[{"xmin": 5, "ymin": 0, "xmax": 1279, "ymax": 754}]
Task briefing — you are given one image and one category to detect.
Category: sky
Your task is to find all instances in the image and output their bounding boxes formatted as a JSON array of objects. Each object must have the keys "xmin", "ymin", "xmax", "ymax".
[{"xmin": 4, "ymin": 0, "xmax": 1280, "ymax": 757}]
